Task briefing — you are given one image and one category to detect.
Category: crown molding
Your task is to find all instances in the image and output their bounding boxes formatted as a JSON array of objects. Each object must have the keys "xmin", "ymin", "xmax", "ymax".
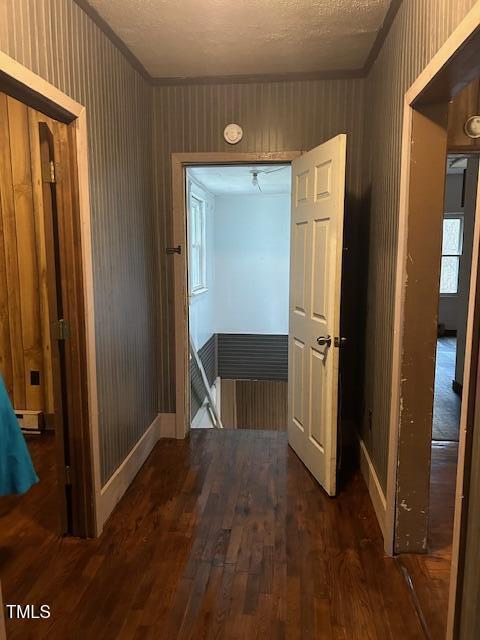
[
  {"xmin": 364, "ymin": 0, "xmax": 404, "ymax": 74},
  {"xmin": 72, "ymin": 0, "xmax": 151, "ymax": 81},
  {"xmin": 153, "ymin": 68, "xmax": 364, "ymax": 86},
  {"xmin": 75, "ymin": 0, "xmax": 404, "ymax": 87}
]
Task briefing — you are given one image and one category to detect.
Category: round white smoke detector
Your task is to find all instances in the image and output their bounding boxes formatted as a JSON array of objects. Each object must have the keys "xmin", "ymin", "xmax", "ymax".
[
  {"xmin": 464, "ymin": 115, "xmax": 480, "ymax": 139},
  {"xmin": 224, "ymin": 123, "xmax": 243, "ymax": 145}
]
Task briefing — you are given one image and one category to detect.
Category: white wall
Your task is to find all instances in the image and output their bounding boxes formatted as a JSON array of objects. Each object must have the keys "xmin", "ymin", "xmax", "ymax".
[
  {"xmin": 188, "ymin": 177, "xmax": 216, "ymax": 350},
  {"xmin": 213, "ymin": 193, "xmax": 290, "ymax": 334},
  {"xmin": 188, "ymin": 180, "xmax": 291, "ymax": 346}
]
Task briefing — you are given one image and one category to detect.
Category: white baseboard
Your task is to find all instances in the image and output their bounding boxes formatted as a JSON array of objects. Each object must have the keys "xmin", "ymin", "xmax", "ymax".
[
  {"xmin": 359, "ymin": 438, "xmax": 387, "ymax": 539},
  {"xmin": 96, "ymin": 412, "xmax": 175, "ymax": 533}
]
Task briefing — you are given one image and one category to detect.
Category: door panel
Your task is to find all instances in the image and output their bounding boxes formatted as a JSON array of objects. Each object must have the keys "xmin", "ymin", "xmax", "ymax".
[
  {"xmin": 312, "ymin": 219, "xmax": 328, "ymax": 321},
  {"xmin": 288, "ymin": 134, "xmax": 347, "ymax": 496},
  {"xmin": 293, "ymin": 221, "xmax": 307, "ymax": 315},
  {"xmin": 310, "ymin": 348, "xmax": 325, "ymax": 450},
  {"xmin": 292, "ymin": 338, "xmax": 305, "ymax": 430}
]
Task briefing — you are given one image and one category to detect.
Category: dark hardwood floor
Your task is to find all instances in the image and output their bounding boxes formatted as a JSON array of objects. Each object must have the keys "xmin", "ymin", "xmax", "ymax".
[
  {"xmin": 396, "ymin": 337, "xmax": 461, "ymax": 639},
  {"xmin": 432, "ymin": 338, "xmax": 460, "ymax": 441},
  {"xmin": 398, "ymin": 441, "xmax": 459, "ymax": 640},
  {"xmin": 1, "ymin": 430, "xmax": 426, "ymax": 639}
]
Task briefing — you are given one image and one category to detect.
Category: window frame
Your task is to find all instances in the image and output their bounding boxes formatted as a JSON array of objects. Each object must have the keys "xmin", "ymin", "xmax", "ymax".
[
  {"xmin": 439, "ymin": 212, "xmax": 464, "ymax": 297},
  {"xmin": 188, "ymin": 184, "xmax": 208, "ymax": 296}
]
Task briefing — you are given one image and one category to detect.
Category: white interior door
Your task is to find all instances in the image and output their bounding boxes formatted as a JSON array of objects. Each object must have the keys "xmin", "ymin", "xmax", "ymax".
[{"xmin": 288, "ymin": 134, "xmax": 347, "ymax": 496}]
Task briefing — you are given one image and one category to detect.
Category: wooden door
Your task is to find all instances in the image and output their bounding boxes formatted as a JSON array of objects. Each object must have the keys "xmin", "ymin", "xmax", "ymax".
[
  {"xmin": 0, "ymin": 93, "xmax": 56, "ymax": 420},
  {"xmin": 288, "ymin": 134, "xmax": 347, "ymax": 496},
  {"xmin": 0, "ymin": 93, "xmax": 73, "ymax": 532}
]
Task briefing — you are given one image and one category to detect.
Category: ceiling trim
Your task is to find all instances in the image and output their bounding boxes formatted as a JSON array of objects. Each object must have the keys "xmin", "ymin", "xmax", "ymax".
[
  {"xmin": 75, "ymin": 0, "xmax": 404, "ymax": 86},
  {"xmin": 364, "ymin": 0, "xmax": 404, "ymax": 73},
  {"xmin": 72, "ymin": 0, "xmax": 151, "ymax": 81},
  {"xmin": 153, "ymin": 68, "xmax": 365, "ymax": 87}
]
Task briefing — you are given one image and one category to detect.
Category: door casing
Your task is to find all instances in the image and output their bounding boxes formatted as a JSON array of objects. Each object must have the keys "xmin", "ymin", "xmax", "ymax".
[
  {"xmin": 386, "ymin": 5, "xmax": 480, "ymax": 637},
  {"xmin": 0, "ymin": 51, "xmax": 100, "ymax": 536},
  {"xmin": 171, "ymin": 151, "xmax": 301, "ymax": 439}
]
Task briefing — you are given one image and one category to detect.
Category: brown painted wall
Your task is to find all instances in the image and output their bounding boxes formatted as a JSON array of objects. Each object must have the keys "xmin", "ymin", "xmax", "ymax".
[
  {"xmin": 360, "ymin": 0, "xmax": 478, "ymax": 491},
  {"xmin": 0, "ymin": 0, "xmax": 157, "ymax": 485},
  {"xmin": 153, "ymin": 79, "xmax": 366, "ymax": 413}
]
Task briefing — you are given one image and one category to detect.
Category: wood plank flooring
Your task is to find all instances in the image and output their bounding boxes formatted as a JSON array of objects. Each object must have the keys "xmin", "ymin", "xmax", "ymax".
[
  {"xmin": 432, "ymin": 339, "xmax": 460, "ymax": 441},
  {"xmin": 0, "ymin": 431, "xmax": 426, "ymax": 639},
  {"xmin": 398, "ymin": 441, "xmax": 458, "ymax": 640}
]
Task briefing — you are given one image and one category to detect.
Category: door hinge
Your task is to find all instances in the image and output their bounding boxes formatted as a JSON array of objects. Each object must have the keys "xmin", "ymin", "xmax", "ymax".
[
  {"xmin": 166, "ymin": 245, "xmax": 182, "ymax": 255},
  {"xmin": 55, "ymin": 319, "xmax": 70, "ymax": 341},
  {"xmin": 42, "ymin": 159, "xmax": 56, "ymax": 183},
  {"xmin": 65, "ymin": 465, "xmax": 72, "ymax": 485}
]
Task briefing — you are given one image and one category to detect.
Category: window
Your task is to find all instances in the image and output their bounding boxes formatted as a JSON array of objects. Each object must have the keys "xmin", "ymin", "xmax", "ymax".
[
  {"xmin": 189, "ymin": 192, "xmax": 207, "ymax": 295},
  {"xmin": 440, "ymin": 215, "xmax": 463, "ymax": 294}
]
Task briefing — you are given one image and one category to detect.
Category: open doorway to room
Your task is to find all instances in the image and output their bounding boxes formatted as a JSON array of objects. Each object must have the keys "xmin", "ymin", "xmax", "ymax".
[
  {"xmin": 387, "ymin": 31, "xmax": 480, "ymax": 635},
  {"xmin": 0, "ymin": 87, "xmax": 94, "ymax": 540},
  {"xmin": 0, "ymin": 92, "xmax": 71, "ymax": 540},
  {"xmin": 186, "ymin": 164, "xmax": 291, "ymax": 431},
  {"xmin": 173, "ymin": 139, "xmax": 347, "ymax": 497},
  {"xmin": 400, "ymin": 154, "xmax": 479, "ymax": 638}
]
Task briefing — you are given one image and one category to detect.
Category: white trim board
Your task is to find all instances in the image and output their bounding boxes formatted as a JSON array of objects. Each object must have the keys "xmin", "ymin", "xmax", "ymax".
[
  {"xmin": 97, "ymin": 413, "xmax": 176, "ymax": 531},
  {"xmin": 359, "ymin": 438, "xmax": 387, "ymax": 540}
]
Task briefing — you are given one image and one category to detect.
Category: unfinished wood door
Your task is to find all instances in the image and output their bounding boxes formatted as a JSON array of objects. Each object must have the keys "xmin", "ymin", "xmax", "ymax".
[
  {"xmin": 0, "ymin": 92, "xmax": 69, "ymax": 529},
  {"xmin": 288, "ymin": 134, "xmax": 347, "ymax": 496},
  {"xmin": 0, "ymin": 93, "xmax": 56, "ymax": 422}
]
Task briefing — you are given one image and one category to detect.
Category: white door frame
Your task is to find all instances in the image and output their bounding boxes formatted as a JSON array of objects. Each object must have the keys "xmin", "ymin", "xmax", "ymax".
[
  {"xmin": 171, "ymin": 151, "xmax": 301, "ymax": 439},
  {"xmin": 0, "ymin": 51, "xmax": 102, "ymax": 534},
  {"xmin": 385, "ymin": 5, "xmax": 480, "ymax": 637}
]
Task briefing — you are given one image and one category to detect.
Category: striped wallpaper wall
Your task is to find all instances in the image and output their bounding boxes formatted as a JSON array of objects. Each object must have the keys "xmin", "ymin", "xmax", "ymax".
[
  {"xmin": 217, "ymin": 334, "xmax": 288, "ymax": 381},
  {"xmin": 360, "ymin": 0, "xmax": 478, "ymax": 490},
  {"xmin": 2, "ymin": 0, "xmax": 477, "ymax": 495},
  {"xmin": 0, "ymin": 0, "xmax": 157, "ymax": 485},
  {"xmin": 153, "ymin": 78, "xmax": 366, "ymax": 412}
]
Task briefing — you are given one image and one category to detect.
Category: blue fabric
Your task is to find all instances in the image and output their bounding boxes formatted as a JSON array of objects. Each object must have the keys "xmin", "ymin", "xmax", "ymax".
[{"xmin": 0, "ymin": 376, "xmax": 38, "ymax": 496}]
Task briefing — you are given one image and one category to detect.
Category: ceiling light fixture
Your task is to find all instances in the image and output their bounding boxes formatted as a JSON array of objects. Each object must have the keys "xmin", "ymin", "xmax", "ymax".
[{"xmin": 251, "ymin": 171, "xmax": 262, "ymax": 192}]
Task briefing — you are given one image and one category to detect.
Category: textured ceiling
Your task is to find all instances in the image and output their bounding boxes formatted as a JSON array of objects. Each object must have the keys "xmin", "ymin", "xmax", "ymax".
[
  {"xmin": 189, "ymin": 165, "xmax": 292, "ymax": 195},
  {"xmin": 87, "ymin": 0, "xmax": 392, "ymax": 78}
]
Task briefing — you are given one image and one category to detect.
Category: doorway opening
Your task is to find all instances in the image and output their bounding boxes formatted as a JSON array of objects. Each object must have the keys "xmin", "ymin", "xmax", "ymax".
[
  {"xmin": 186, "ymin": 163, "xmax": 291, "ymax": 431},
  {"xmin": 173, "ymin": 139, "xmax": 347, "ymax": 498},
  {"xmin": 386, "ymin": 12, "xmax": 480, "ymax": 634},
  {"xmin": 0, "ymin": 92, "xmax": 70, "ymax": 537},
  {"xmin": 398, "ymin": 152, "xmax": 479, "ymax": 638},
  {"xmin": 432, "ymin": 155, "xmax": 479, "ymax": 556},
  {"xmin": 0, "ymin": 86, "xmax": 95, "ymax": 538}
]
